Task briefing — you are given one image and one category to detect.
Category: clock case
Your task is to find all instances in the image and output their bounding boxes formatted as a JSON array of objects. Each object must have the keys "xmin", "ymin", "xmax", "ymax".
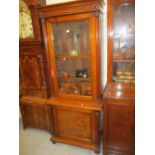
[{"xmin": 19, "ymin": 0, "xmax": 53, "ymax": 133}]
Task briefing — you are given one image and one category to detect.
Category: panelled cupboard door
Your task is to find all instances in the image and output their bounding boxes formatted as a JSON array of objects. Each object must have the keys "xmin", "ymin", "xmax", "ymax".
[
  {"xmin": 20, "ymin": 103, "xmax": 35, "ymax": 128},
  {"xmin": 50, "ymin": 106, "xmax": 100, "ymax": 151},
  {"xmin": 19, "ymin": 44, "xmax": 49, "ymax": 98},
  {"xmin": 103, "ymin": 100, "xmax": 135, "ymax": 155},
  {"xmin": 108, "ymin": 103, "xmax": 134, "ymax": 149},
  {"xmin": 44, "ymin": 12, "xmax": 101, "ymax": 101},
  {"xmin": 19, "ymin": 54, "xmax": 44, "ymax": 98},
  {"xmin": 20, "ymin": 103, "xmax": 52, "ymax": 133},
  {"xmin": 20, "ymin": 55, "xmax": 42, "ymax": 90}
]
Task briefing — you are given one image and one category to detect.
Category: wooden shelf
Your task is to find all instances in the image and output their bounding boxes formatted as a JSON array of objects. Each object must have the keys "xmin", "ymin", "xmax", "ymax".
[
  {"xmin": 113, "ymin": 59, "xmax": 135, "ymax": 63},
  {"xmin": 56, "ymin": 55, "xmax": 89, "ymax": 60},
  {"xmin": 59, "ymin": 76, "xmax": 91, "ymax": 82}
]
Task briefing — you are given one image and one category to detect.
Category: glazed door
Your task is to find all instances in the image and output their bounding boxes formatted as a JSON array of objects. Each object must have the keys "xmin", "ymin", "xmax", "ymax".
[
  {"xmin": 44, "ymin": 13, "xmax": 98, "ymax": 100},
  {"xmin": 108, "ymin": 0, "xmax": 135, "ymax": 83}
]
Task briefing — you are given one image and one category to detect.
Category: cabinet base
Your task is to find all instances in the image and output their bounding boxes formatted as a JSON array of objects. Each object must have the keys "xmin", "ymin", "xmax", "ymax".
[
  {"xmin": 103, "ymin": 145, "xmax": 135, "ymax": 155},
  {"xmin": 50, "ymin": 136, "xmax": 100, "ymax": 153}
]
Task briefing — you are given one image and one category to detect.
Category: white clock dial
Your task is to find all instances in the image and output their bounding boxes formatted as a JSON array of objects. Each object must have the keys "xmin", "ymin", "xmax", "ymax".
[{"xmin": 19, "ymin": 12, "xmax": 34, "ymax": 39}]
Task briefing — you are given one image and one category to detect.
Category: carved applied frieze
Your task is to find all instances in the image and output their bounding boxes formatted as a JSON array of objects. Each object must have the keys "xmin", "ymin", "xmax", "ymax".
[{"xmin": 20, "ymin": 55, "xmax": 42, "ymax": 89}]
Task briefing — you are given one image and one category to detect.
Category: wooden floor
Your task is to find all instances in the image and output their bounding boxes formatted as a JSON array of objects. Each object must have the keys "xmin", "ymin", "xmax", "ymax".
[{"xmin": 19, "ymin": 119, "xmax": 103, "ymax": 155}]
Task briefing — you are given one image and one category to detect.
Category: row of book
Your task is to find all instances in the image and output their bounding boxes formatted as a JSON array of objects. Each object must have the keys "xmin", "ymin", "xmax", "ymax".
[{"xmin": 115, "ymin": 71, "xmax": 135, "ymax": 83}]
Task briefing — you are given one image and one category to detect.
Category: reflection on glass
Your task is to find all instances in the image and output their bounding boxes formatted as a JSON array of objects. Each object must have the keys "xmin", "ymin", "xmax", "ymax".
[
  {"xmin": 112, "ymin": 3, "xmax": 135, "ymax": 83},
  {"xmin": 113, "ymin": 62, "xmax": 135, "ymax": 83},
  {"xmin": 52, "ymin": 20, "xmax": 92, "ymax": 96}
]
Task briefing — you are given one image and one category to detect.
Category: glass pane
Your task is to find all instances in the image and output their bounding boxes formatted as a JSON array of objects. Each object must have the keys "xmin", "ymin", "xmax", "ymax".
[
  {"xmin": 52, "ymin": 20, "xmax": 89, "ymax": 56},
  {"xmin": 52, "ymin": 20, "xmax": 92, "ymax": 96},
  {"xmin": 112, "ymin": 3, "xmax": 135, "ymax": 83},
  {"xmin": 113, "ymin": 62, "xmax": 135, "ymax": 83}
]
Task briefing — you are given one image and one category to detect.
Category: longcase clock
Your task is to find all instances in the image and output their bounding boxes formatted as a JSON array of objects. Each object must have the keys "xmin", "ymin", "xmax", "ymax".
[{"xmin": 19, "ymin": 0, "xmax": 53, "ymax": 133}]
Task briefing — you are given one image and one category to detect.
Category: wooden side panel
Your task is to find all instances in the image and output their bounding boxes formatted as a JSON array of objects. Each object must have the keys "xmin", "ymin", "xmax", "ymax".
[{"xmin": 20, "ymin": 103, "xmax": 53, "ymax": 133}]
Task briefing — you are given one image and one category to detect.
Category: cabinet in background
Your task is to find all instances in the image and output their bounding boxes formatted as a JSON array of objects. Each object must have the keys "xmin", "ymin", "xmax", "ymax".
[{"xmin": 102, "ymin": 0, "xmax": 135, "ymax": 154}]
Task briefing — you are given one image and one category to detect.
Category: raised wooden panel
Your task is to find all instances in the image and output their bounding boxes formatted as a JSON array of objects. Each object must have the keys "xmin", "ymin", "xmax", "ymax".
[
  {"xmin": 20, "ymin": 103, "xmax": 35, "ymax": 128},
  {"xmin": 108, "ymin": 103, "xmax": 133, "ymax": 148},
  {"xmin": 50, "ymin": 105, "xmax": 100, "ymax": 152},
  {"xmin": 34, "ymin": 105, "xmax": 48, "ymax": 130},
  {"xmin": 20, "ymin": 103, "xmax": 53, "ymax": 133},
  {"xmin": 103, "ymin": 99, "xmax": 135, "ymax": 155},
  {"xmin": 19, "ymin": 41, "xmax": 51, "ymax": 98},
  {"xmin": 20, "ymin": 55, "xmax": 42, "ymax": 89},
  {"xmin": 56, "ymin": 108, "xmax": 91, "ymax": 141}
]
